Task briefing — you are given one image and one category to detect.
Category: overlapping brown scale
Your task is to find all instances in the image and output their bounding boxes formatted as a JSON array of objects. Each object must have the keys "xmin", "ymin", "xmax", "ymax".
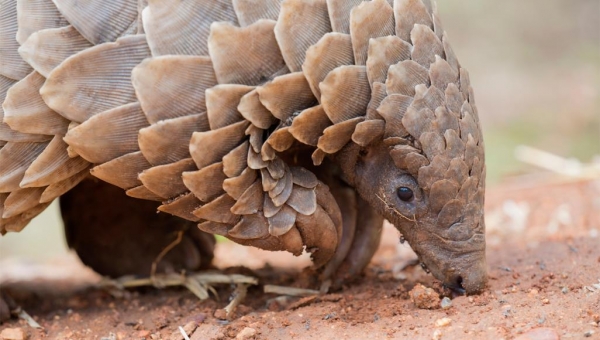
[
  {"xmin": 429, "ymin": 56, "xmax": 458, "ymax": 92},
  {"xmin": 401, "ymin": 105, "xmax": 434, "ymax": 140},
  {"xmin": 431, "ymin": 1, "xmax": 444, "ymax": 40},
  {"xmin": 289, "ymin": 105, "xmax": 332, "ymax": 146},
  {"xmin": 53, "ymin": 0, "xmax": 138, "ymax": 44},
  {"xmin": 39, "ymin": 166, "xmax": 90, "ymax": 203},
  {"xmin": 193, "ymin": 194, "xmax": 240, "ymax": 224},
  {"xmin": 223, "ymin": 167, "xmax": 257, "ymax": 200},
  {"xmin": 15, "ymin": 0, "xmax": 69, "ymax": 44},
  {"xmin": 0, "ymin": 0, "xmax": 33, "ymax": 80},
  {"xmin": 366, "ymin": 36, "xmax": 411, "ymax": 87},
  {"xmin": 198, "ymin": 220, "xmax": 230, "ymax": 236},
  {"xmin": 139, "ymin": 158, "xmax": 196, "ymax": 199},
  {"xmin": 295, "ymin": 205, "xmax": 338, "ymax": 268},
  {"xmin": 286, "ymin": 186, "xmax": 317, "ymax": 215},
  {"xmin": 436, "ymin": 199, "xmax": 463, "ymax": 228},
  {"xmin": 270, "ymin": 169, "xmax": 293, "ymax": 206},
  {"xmin": 1, "ymin": 201, "xmax": 50, "ymax": 234},
  {"xmin": 189, "ymin": 120, "xmax": 249, "ymax": 169},
  {"xmin": 126, "ymin": 184, "xmax": 165, "ymax": 201},
  {"xmin": 290, "ymin": 166, "xmax": 318, "ymax": 188},
  {"xmin": 326, "ymin": 0, "xmax": 362, "ymax": 34},
  {"xmin": 1, "ymin": 76, "xmax": 49, "ymax": 142},
  {"xmin": 302, "ymin": 33, "xmax": 353, "ymax": 100},
  {"xmin": 182, "ymin": 162, "xmax": 227, "ymax": 202},
  {"xmin": 142, "ymin": 0, "xmax": 238, "ymax": 56},
  {"xmin": 265, "ymin": 127, "xmax": 295, "ymax": 153},
  {"xmin": 274, "ymin": 0, "xmax": 331, "ymax": 72},
  {"xmin": 64, "ymin": 102, "xmax": 149, "ymax": 164},
  {"xmin": 267, "ymin": 204, "xmax": 296, "ymax": 236},
  {"xmin": 222, "ymin": 141, "xmax": 249, "ymax": 178},
  {"xmin": 3, "ymin": 71, "xmax": 69, "ymax": 136},
  {"xmin": 444, "ymin": 83, "xmax": 464, "ymax": 115},
  {"xmin": 435, "ymin": 107, "xmax": 460, "ymax": 138},
  {"xmin": 257, "ymin": 72, "xmax": 316, "ymax": 121},
  {"xmin": 419, "ymin": 131, "xmax": 445, "ymax": 160},
  {"xmin": 230, "ymin": 180, "xmax": 263, "ymax": 215},
  {"xmin": 90, "ymin": 151, "xmax": 150, "ymax": 190},
  {"xmin": 393, "ymin": 0, "xmax": 433, "ymax": 42},
  {"xmin": 238, "ymin": 90, "xmax": 277, "ymax": 129},
  {"xmin": 247, "ymin": 146, "xmax": 268, "ymax": 169},
  {"xmin": 459, "ymin": 109, "xmax": 479, "ymax": 143},
  {"xmin": 445, "ymin": 158, "xmax": 468, "ymax": 187},
  {"xmin": 417, "ymin": 154, "xmax": 449, "ymax": 190},
  {"xmin": 158, "ymin": 192, "xmax": 202, "ymax": 222},
  {"xmin": 376, "ymin": 94, "xmax": 413, "ymax": 138},
  {"xmin": 0, "ymin": 142, "xmax": 48, "ymax": 193},
  {"xmin": 2, "ymin": 187, "xmax": 45, "ymax": 219},
  {"xmin": 41, "ymin": 35, "xmax": 151, "ymax": 123},
  {"xmin": 132, "ymin": 55, "xmax": 216, "ymax": 124},
  {"xmin": 365, "ymin": 82, "xmax": 387, "ymax": 120},
  {"xmin": 386, "ymin": 60, "xmax": 430, "ymax": 97},
  {"xmin": 206, "ymin": 85, "xmax": 253, "ymax": 130},
  {"xmin": 138, "ymin": 114, "xmax": 209, "ymax": 166},
  {"xmin": 209, "ymin": 20, "xmax": 286, "ymax": 86},
  {"xmin": 349, "ymin": 0, "xmax": 395, "ymax": 66},
  {"xmin": 320, "ymin": 66, "xmax": 370, "ymax": 124},
  {"xmin": 442, "ymin": 33, "xmax": 459, "ymax": 73},
  {"xmin": 246, "ymin": 124, "xmax": 264, "ymax": 153},
  {"xmin": 410, "ymin": 24, "xmax": 444, "ymax": 68},
  {"xmin": 317, "ymin": 116, "xmax": 364, "ymax": 154},
  {"xmin": 20, "ymin": 135, "xmax": 89, "ymax": 188},
  {"xmin": 351, "ymin": 119, "xmax": 385, "ymax": 147},
  {"xmin": 232, "ymin": 0, "xmax": 282, "ymax": 27},
  {"xmin": 228, "ymin": 212, "xmax": 270, "ymax": 239}
]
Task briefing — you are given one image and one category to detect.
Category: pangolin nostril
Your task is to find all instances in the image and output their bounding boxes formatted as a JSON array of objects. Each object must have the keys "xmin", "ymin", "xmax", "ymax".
[{"xmin": 456, "ymin": 276, "xmax": 464, "ymax": 290}]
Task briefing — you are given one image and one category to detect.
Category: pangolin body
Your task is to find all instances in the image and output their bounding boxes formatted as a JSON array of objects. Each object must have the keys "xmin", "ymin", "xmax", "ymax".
[{"xmin": 0, "ymin": 0, "xmax": 487, "ymax": 293}]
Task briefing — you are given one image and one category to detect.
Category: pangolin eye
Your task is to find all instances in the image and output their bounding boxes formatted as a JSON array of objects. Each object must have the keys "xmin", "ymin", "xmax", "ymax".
[{"xmin": 397, "ymin": 187, "xmax": 414, "ymax": 201}]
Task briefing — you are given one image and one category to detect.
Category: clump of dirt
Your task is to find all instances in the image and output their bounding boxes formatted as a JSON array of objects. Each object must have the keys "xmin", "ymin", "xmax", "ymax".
[{"xmin": 1, "ymin": 177, "xmax": 599, "ymax": 339}]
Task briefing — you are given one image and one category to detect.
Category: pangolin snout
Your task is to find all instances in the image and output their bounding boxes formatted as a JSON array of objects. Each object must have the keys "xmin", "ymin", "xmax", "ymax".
[{"xmin": 442, "ymin": 255, "xmax": 488, "ymax": 294}]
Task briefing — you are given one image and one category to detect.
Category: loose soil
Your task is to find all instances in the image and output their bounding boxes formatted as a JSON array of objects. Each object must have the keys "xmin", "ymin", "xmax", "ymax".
[{"xmin": 1, "ymin": 176, "xmax": 599, "ymax": 340}]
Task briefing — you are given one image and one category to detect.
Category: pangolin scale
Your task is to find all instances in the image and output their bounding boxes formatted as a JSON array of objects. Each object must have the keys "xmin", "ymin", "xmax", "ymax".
[{"xmin": 0, "ymin": 0, "xmax": 487, "ymax": 294}]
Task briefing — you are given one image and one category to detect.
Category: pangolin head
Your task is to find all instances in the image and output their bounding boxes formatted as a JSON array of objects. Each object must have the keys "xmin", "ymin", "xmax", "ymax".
[{"xmin": 340, "ymin": 80, "xmax": 487, "ymax": 294}]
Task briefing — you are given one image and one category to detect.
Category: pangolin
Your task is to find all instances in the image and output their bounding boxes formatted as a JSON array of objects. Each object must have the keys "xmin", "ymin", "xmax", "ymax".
[{"xmin": 0, "ymin": 0, "xmax": 487, "ymax": 297}]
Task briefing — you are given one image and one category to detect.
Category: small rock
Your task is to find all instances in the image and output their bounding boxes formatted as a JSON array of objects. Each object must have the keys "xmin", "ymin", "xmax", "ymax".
[
  {"xmin": 584, "ymin": 330, "xmax": 595, "ymax": 337},
  {"xmin": 0, "ymin": 328, "xmax": 26, "ymax": 340},
  {"xmin": 514, "ymin": 327, "xmax": 560, "ymax": 340},
  {"xmin": 432, "ymin": 329, "xmax": 442, "ymax": 340},
  {"xmin": 214, "ymin": 309, "xmax": 228, "ymax": 320},
  {"xmin": 440, "ymin": 297, "xmax": 452, "ymax": 309},
  {"xmin": 435, "ymin": 317, "xmax": 452, "ymax": 327},
  {"xmin": 561, "ymin": 287, "xmax": 569, "ymax": 294},
  {"xmin": 409, "ymin": 284, "xmax": 440, "ymax": 309},
  {"xmin": 137, "ymin": 330, "xmax": 151, "ymax": 338},
  {"xmin": 236, "ymin": 327, "xmax": 257, "ymax": 340}
]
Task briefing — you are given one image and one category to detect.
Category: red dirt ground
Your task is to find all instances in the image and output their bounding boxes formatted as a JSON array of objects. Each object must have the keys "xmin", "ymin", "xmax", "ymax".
[{"xmin": 1, "ymin": 176, "xmax": 599, "ymax": 340}]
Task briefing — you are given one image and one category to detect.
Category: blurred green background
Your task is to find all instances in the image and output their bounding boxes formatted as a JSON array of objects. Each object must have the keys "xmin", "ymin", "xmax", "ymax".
[{"xmin": 1, "ymin": 0, "xmax": 598, "ymax": 261}]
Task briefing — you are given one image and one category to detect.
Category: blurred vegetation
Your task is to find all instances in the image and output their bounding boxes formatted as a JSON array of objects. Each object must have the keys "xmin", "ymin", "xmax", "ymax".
[{"xmin": 0, "ymin": 0, "xmax": 598, "ymax": 259}]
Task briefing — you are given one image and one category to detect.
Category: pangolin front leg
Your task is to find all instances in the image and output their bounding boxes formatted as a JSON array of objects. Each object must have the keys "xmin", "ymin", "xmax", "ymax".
[{"xmin": 315, "ymin": 163, "xmax": 384, "ymax": 289}]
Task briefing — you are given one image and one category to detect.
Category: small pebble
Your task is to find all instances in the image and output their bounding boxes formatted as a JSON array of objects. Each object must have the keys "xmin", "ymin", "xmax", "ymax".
[
  {"xmin": 584, "ymin": 330, "xmax": 595, "ymax": 337},
  {"xmin": 0, "ymin": 328, "xmax": 26, "ymax": 340},
  {"xmin": 435, "ymin": 317, "xmax": 451, "ymax": 327},
  {"xmin": 236, "ymin": 327, "xmax": 257, "ymax": 340},
  {"xmin": 561, "ymin": 287, "xmax": 569, "ymax": 294},
  {"xmin": 440, "ymin": 297, "xmax": 452, "ymax": 309},
  {"xmin": 432, "ymin": 329, "xmax": 442, "ymax": 340},
  {"xmin": 409, "ymin": 284, "xmax": 440, "ymax": 310},
  {"xmin": 514, "ymin": 327, "xmax": 559, "ymax": 340}
]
